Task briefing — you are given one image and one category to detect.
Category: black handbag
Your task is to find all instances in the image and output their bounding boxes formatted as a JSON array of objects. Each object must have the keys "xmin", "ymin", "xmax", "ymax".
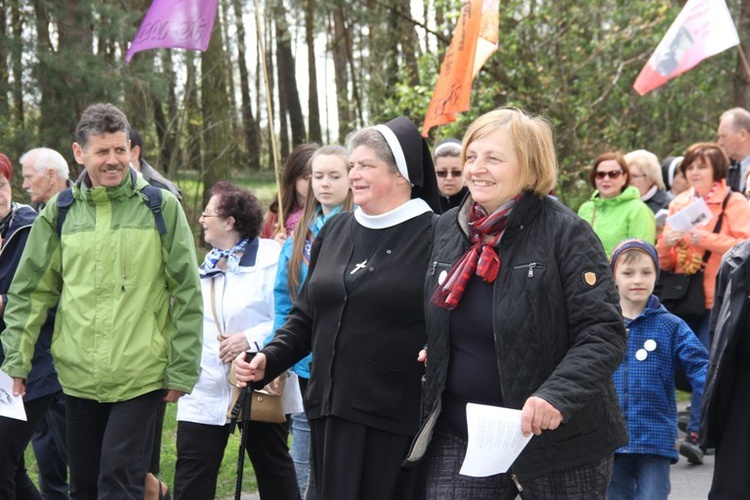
[
  {"xmin": 654, "ymin": 269, "xmax": 705, "ymax": 320},
  {"xmin": 655, "ymin": 192, "xmax": 731, "ymax": 321}
]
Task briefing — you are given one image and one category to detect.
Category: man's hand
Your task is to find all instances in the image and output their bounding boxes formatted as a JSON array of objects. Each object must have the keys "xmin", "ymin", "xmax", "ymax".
[
  {"xmin": 233, "ymin": 352, "xmax": 267, "ymax": 388},
  {"xmin": 163, "ymin": 390, "xmax": 186, "ymax": 403},
  {"xmin": 520, "ymin": 396, "xmax": 563, "ymax": 437}
]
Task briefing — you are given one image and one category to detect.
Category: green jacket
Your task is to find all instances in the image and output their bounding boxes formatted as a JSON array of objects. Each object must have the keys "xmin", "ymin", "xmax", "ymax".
[
  {"xmin": 1, "ymin": 169, "xmax": 203, "ymax": 402},
  {"xmin": 578, "ymin": 185, "xmax": 656, "ymax": 257}
]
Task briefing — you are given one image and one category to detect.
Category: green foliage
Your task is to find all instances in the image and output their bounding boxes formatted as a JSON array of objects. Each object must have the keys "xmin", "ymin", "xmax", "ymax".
[{"xmin": 416, "ymin": 0, "xmax": 736, "ymax": 204}]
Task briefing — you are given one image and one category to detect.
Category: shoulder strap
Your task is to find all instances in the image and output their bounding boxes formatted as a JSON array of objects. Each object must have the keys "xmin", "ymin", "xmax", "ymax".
[
  {"xmin": 141, "ymin": 185, "xmax": 167, "ymax": 235},
  {"xmin": 702, "ymin": 192, "xmax": 733, "ymax": 264},
  {"xmin": 55, "ymin": 185, "xmax": 167, "ymax": 237},
  {"xmin": 55, "ymin": 188, "xmax": 75, "ymax": 236}
]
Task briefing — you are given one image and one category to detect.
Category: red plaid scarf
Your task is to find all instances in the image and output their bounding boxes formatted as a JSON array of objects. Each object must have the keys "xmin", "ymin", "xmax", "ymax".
[{"xmin": 431, "ymin": 198, "xmax": 518, "ymax": 310}]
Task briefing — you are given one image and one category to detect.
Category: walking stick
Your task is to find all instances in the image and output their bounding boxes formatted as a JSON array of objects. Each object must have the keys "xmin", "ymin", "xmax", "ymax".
[{"xmin": 234, "ymin": 352, "xmax": 259, "ymax": 500}]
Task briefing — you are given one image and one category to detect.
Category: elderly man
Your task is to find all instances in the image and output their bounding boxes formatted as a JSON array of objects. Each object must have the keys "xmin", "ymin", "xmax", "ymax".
[
  {"xmin": 1, "ymin": 103, "xmax": 203, "ymax": 498},
  {"xmin": 19, "ymin": 147, "xmax": 72, "ymax": 499},
  {"xmin": 717, "ymin": 107, "xmax": 750, "ymax": 194},
  {"xmin": 20, "ymin": 148, "xmax": 71, "ymax": 211}
]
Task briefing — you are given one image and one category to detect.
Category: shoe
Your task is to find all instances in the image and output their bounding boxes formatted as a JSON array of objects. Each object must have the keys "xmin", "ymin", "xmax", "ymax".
[{"xmin": 680, "ymin": 432, "xmax": 704, "ymax": 465}]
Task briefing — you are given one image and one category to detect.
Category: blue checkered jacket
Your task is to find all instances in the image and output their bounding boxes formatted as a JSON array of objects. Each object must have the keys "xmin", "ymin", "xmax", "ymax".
[{"xmin": 613, "ymin": 295, "xmax": 708, "ymax": 462}]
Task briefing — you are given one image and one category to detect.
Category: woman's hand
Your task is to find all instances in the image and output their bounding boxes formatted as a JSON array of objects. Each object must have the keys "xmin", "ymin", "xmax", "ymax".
[
  {"xmin": 219, "ymin": 333, "xmax": 250, "ymax": 364},
  {"xmin": 662, "ymin": 229, "xmax": 686, "ymax": 247},
  {"xmin": 263, "ymin": 375, "xmax": 284, "ymax": 396},
  {"xmin": 273, "ymin": 231, "xmax": 288, "ymax": 246},
  {"xmin": 417, "ymin": 348, "xmax": 428, "ymax": 364},
  {"xmin": 689, "ymin": 228, "xmax": 708, "ymax": 246},
  {"xmin": 233, "ymin": 352, "xmax": 267, "ymax": 387},
  {"xmin": 520, "ymin": 396, "xmax": 563, "ymax": 437}
]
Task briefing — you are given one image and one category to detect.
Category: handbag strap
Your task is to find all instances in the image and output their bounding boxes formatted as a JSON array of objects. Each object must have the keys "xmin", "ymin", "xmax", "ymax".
[
  {"xmin": 210, "ymin": 277, "xmax": 224, "ymax": 337},
  {"xmin": 701, "ymin": 192, "xmax": 732, "ymax": 264}
]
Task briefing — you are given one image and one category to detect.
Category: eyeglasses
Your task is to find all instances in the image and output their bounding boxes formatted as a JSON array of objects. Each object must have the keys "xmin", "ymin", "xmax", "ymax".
[
  {"xmin": 436, "ymin": 170, "xmax": 463, "ymax": 178},
  {"xmin": 595, "ymin": 170, "xmax": 625, "ymax": 180}
]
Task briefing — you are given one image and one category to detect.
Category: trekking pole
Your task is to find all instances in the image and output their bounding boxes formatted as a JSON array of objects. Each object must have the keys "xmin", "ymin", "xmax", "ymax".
[{"xmin": 234, "ymin": 352, "xmax": 258, "ymax": 500}]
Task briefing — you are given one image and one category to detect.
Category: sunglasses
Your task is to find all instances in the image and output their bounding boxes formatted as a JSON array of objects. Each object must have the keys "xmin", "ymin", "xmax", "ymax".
[
  {"xmin": 595, "ymin": 170, "xmax": 625, "ymax": 180},
  {"xmin": 436, "ymin": 170, "xmax": 463, "ymax": 178}
]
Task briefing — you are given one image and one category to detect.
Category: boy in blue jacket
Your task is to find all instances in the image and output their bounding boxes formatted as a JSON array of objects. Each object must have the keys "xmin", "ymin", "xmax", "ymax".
[{"xmin": 607, "ymin": 239, "xmax": 708, "ymax": 500}]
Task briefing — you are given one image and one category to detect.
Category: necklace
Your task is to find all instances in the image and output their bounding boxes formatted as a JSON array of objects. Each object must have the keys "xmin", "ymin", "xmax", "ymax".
[{"xmin": 350, "ymin": 225, "xmax": 390, "ymax": 275}]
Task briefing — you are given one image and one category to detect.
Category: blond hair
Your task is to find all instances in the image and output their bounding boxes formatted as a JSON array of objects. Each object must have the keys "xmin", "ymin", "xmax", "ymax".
[
  {"xmin": 624, "ymin": 149, "xmax": 665, "ymax": 190},
  {"xmin": 461, "ymin": 107, "xmax": 558, "ymax": 197}
]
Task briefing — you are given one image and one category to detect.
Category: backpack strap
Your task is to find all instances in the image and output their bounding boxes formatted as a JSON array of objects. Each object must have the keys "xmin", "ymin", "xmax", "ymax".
[
  {"xmin": 141, "ymin": 185, "xmax": 167, "ymax": 235},
  {"xmin": 55, "ymin": 188, "xmax": 75, "ymax": 236},
  {"xmin": 55, "ymin": 185, "xmax": 167, "ymax": 237}
]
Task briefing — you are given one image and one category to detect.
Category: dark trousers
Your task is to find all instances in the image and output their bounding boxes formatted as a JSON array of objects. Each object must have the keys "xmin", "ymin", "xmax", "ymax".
[
  {"xmin": 174, "ymin": 419, "xmax": 300, "ymax": 500},
  {"xmin": 31, "ymin": 391, "xmax": 70, "ymax": 499},
  {"xmin": 0, "ymin": 393, "xmax": 55, "ymax": 499},
  {"xmin": 65, "ymin": 390, "xmax": 160, "ymax": 500},
  {"xmin": 309, "ymin": 416, "xmax": 425, "ymax": 500},
  {"xmin": 149, "ymin": 395, "xmax": 167, "ymax": 474}
]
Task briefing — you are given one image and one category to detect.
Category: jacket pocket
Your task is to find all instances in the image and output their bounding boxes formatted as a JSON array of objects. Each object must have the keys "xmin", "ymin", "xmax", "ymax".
[{"xmin": 350, "ymin": 357, "xmax": 409, "ymax": 420}]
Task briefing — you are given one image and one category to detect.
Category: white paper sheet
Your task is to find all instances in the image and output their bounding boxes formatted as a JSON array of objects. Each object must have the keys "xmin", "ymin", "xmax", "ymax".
[
  {"xmin": 654, "ymin": 208, "xmax": 669, "ymax": 228},
  {"xmin": 0, "ymin": 368, "xmax": 27, "ymax": 421},
  {"xmin": 459, "ymin": 403, "xmax": 533, "ymax": 477},
  {"xmin": 666, "ymin": 197, "xmax": 713, "ymax": 232}
]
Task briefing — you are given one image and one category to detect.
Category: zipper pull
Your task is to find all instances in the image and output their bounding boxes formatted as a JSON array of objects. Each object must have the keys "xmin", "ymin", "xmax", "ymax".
[
  {"xmin": 511, "ymin": 473, "xmax": 523, "ymax": 492},
  {"xmin": 430, "ymin": 261, "xmax": 438, "ymax": 275},
  {"xmin": 528, "ymin": 262, "xmax": 537, "ymax": 278}
]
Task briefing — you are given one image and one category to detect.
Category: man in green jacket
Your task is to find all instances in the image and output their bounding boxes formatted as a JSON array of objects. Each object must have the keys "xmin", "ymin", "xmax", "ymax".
[{"xmin": 1, "ymin": 103, "xmax": 203, "ymax": 498}]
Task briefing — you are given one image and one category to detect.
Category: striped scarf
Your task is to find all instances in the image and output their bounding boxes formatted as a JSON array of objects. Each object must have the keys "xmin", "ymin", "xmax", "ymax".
[{"xmin": 431, "ymin": 198, "xmax": 518, "ymax": 310}]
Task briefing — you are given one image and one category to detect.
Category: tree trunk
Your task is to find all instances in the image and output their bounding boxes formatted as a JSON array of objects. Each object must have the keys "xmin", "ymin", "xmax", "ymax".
[
  {"xmin": 331, "ymin": 5, "xmax": 353, "ymax": 142},
  {"xmin": 185, "ymin": 51, "xmax": 203, "ymax": 176},
  {"xmin": 232, "ymin": 0, "xmax": 260, "ymax": 171},
  {"xmin": 275, "ymin": 0, "xmax": 307, "ymax": 148},
  {"xmin": 159, "ymin": 50, "xmax": 180, "ymax": 177},
  {"xmin": 0, "ymin": 0, "xmax": 7, "ymax": 119},
  {"xmin": 398, "ymin": 0, "xmax": 420, "ymax": 87},
  {"xmin": 306, "ymin": 0, "xmax": 322, "ymax": 143},
  {"xmin": 10, "ymin": 0, "xmax": 23, "ymax": 127},
  {"xmin": 734, "ymin": 0, "xmax": 750, "ymax": 108},
  {"xmin": 220, "ymin": 0, "xmax": 240, "ymax": 152},
  {"xmin": 201, "ymin": 18, "xmax": 233, "ymax": 205}
]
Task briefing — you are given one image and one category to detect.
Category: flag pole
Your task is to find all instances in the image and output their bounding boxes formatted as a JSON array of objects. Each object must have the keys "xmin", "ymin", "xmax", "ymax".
[
  {"xmin": 253, "ymin": 0, "xmax": 284, "ymax": 235},
  {"xmin": 432, "ymin": 125, "xmax": 443, "ymax": 151},
  {"xmin": 736, "ymin": 45, "xmax": 750, "ymax": 82}
]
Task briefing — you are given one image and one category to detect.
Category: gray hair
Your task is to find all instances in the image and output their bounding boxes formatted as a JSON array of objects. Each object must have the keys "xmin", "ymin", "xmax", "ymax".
[
  {"xmin": 433, "ymin": 139, "xmax": 461, "ymax": 160},
  {"xmin": 20, "ymin": 147, "xmax": 69, "ymax": 180},
  {"xmin": 347, "ymin": 127, "xmax": 399, "ymax": 175},
  {"xmin": 74, "ymin": 103, "xmax": 130, "ymax": 149},
  {"xmin": 624, "ymin": 149, "xmax": 664, "ymax": 190},
  {"xmin": 720, "ymin": 107, "xmax": 750, "ymax": 133}
]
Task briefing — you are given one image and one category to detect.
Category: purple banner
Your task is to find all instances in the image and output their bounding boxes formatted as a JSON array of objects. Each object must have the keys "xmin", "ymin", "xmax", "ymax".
[{"xmin": 125, "ymin": 0, "xmax": 218, "ymax": 63}]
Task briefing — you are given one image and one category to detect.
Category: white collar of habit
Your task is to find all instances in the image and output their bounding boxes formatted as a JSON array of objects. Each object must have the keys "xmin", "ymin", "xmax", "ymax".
[{"xmin": 354, "ymin": 198, "xmax": 432, "ymax": 229}]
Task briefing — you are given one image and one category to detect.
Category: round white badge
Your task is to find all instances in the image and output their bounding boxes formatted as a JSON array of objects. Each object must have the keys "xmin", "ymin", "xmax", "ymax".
[
  {"xmin": 635, "ymin": 349, "xmax": 648, "ymax": 361},
  {"xmin": 438, "ymin": 270, "xmax": 448, "ymax": 285},
  {"xmin": 644, "ymin": 339, "xmax": 657, "ymax": 352}
]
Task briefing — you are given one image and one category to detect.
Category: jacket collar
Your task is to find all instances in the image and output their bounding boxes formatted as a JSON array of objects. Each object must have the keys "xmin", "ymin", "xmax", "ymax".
[{"xmin": 456, "ymin": 190, "xmax": 544, "ymax": 239}]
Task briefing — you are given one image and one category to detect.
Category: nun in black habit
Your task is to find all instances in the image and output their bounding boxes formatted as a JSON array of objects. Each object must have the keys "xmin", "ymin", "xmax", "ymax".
[{"xmin": 234, "ymin": 117, "xmax": 441, "ymax": 500}]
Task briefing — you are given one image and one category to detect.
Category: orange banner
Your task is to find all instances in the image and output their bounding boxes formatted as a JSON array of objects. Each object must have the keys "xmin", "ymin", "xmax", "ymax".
[{"xmin": 422, "ymin": 0, "xmax": 498, "ymax": 137}]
